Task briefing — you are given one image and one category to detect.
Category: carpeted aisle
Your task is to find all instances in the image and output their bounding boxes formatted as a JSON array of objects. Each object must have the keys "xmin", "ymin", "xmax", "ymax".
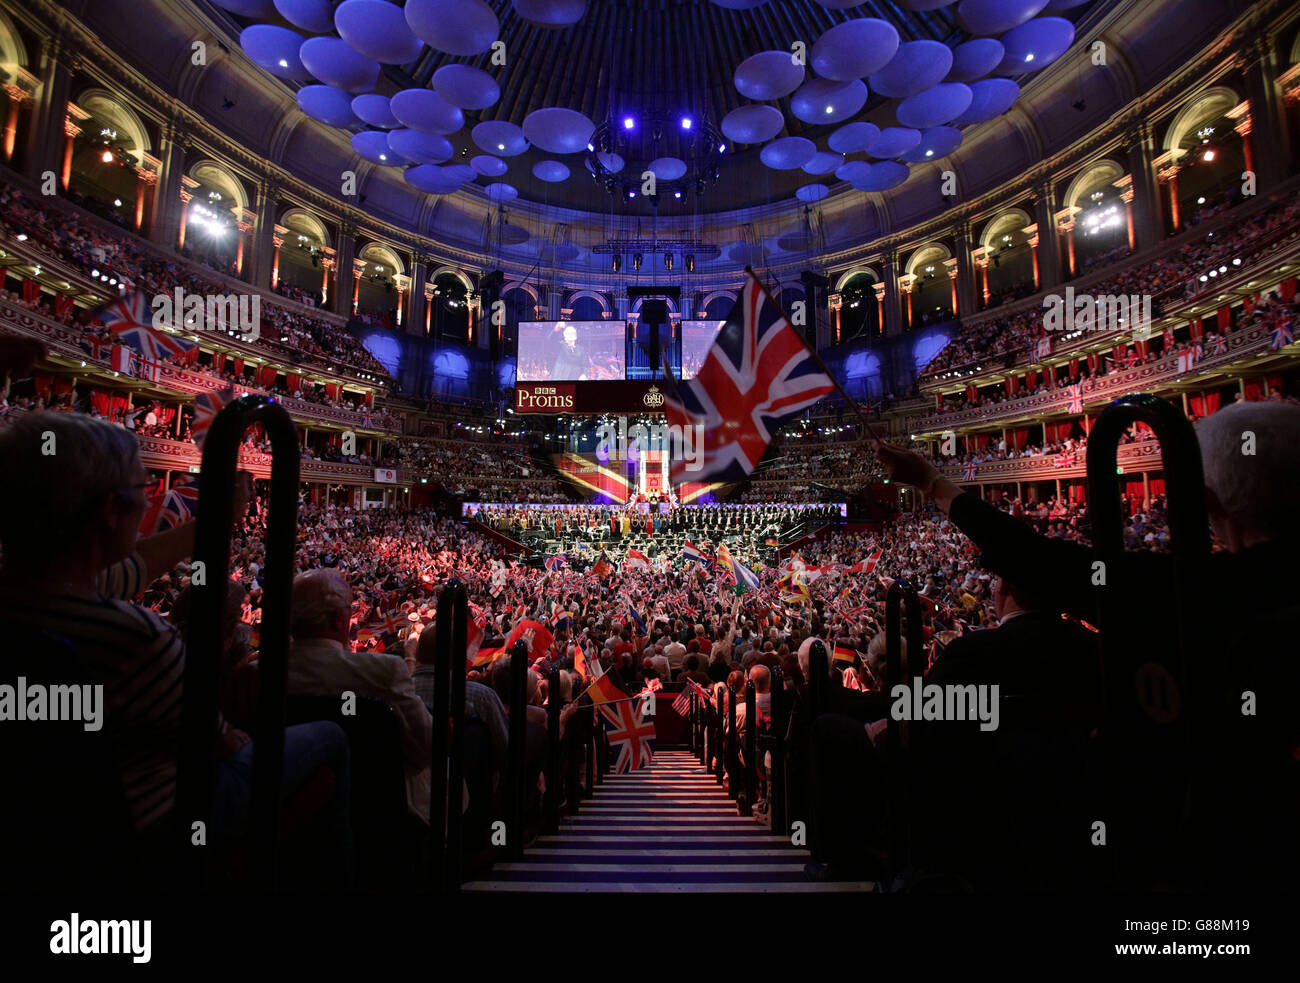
[{"xmin": 462, "ymin": 749, "xmax": 876, "ymax": 893}]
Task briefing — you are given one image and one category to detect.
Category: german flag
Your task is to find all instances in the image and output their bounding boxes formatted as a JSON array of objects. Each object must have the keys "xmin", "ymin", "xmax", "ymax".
[
  {"xmin": 587, "ymin": 672, "xmax": 628, "ymax": 706},
  {"xmin": 833, "ymin": 644, "xmax": 857, "ymax": 664}
]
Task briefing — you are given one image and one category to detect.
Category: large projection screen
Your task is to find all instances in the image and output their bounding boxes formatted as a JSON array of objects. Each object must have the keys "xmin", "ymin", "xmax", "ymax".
[
  {"xmin": 517, "ymin": 321, "xmax": 627, "ymax": 381},
  {"xmin": 680, "ymin": 319, "xmax": 724, "ymax": 380}
]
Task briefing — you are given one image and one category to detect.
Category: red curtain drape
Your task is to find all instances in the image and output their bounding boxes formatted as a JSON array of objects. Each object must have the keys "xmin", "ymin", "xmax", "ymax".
[
  {"xmin": 21, "ymin": 278, "xmax": 39, "ymax": 303},
  {"xmin": 1069, "ymin": 357, "xmax": 1079, "ymax": 377},
  {"xmin": 286, "ymin": 373, "xmax": 300, "ymax": 392},
  {"xmin": 1026, "ymin": 369, "xmax": 1038, "ymax": 390},
  {"xmin": 1244, "ymin": 379, "xmax": 1264, "ymax": 400},
  {"xmin": 90, "ymin": 391, "xmax": 110, "ymax": 415},
  {"xmin": 232, "ymin": 357, "xmax": 244, "ymax": 375},
  {"xmin": 52, "ymin": 378, "xmax": 73, "ymax": 395},
  {"xmin": 1148, "ymin": 477, "xmax": 1166, "ymax": 497},
  {"xmin": 1280, "ymin": 277, "xmax": 1297, "ymax": 302},
  {"xmin": 260, "ymin": 366, "xmax": 277, "ymax": 388},
  {"xmin": 214, "ymin": 353, "xmax": 226, "ymax": 373},
  {"xmin": 1217, "ymin": 306, "xmax": 1231, "ymax": 331},
  {"xmin": 364, "ymin": 391, "xmax": 374, "ymax": 408},
  {"xmin": 965, "ymin": 384, "xmax": 978, "ymax": 402},
  {"xmin": 326, "ymin": 383, "xmax": 340, "ymax": 401},
  {"xmin": 32, "ymin": 373, "xmax": 51, "ymax": 397}
]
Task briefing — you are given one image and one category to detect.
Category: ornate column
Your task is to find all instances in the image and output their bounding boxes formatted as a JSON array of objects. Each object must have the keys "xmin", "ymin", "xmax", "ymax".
[
  {"xmin": 249, "ymin": 180, "xmax": 279, "ymax": 289},
  {"xmin": 24, "ymin": 35, "xmax": 76, "ymax": 185},
  {"xmin": 408, "ymin": 256, "xmax": 429, "ymax": 337},
  {"xmin": 828, "ymin": 292, "xmax": 842, "ymax": 343},
  {"xmin": 235, "ymin": 209, "xmax": 255, "ymax": 278},
  {"xmin": 333, "ymin": 224, "xmax": 356, "ymax": 317},
  {"xmin": 320, "ymin": 248, "xmax": 336, "ymax": 306},
  {"xmin": 1113, "ymin": 174, "xmax": 1137, "ymax": 250},
  {"xmin": 1125, "ymin": 121, "xmax": 1163, "ymax": 250},
  {"xmin": 971, "ymin": 246, "xmax": 991, "ymax": 306},
  {"xmin": 944, "ymin": 258, "xmax": 959, "ymax": 315},
  {"xmin": 177, "ymin": 175, "xmax": 198, "ymax": 250},
  {"xmin": 1243, "ymin": 33, "xmax": 1287, "ymax": 189},
  {"xmin": 394, "ymin": 273, "xmax": 410, "ymax": 329},
  {"xmin": 1056, "ymin": 209, "xmax": 1077, "ymax": 278},
  {"xmin": 270, "ymin": 227, "xmax": 285, "ymax": 289},
  {"xmin": 881, "ymin": 252, "xmax": 902, "ymax": 337},
  {"xmin": 954, "ymin": 222, "xmax": 977, "ymax": 315},
  {"xmin": 133, "ymin": 155, "xmax": 160, "ymax": 232},
  {"xmin": 873, "ymin": 282, "xmax": 885, "ymax": 335},
  {"xmin": 150, "ymin": 122, "xmax": 187, "ymax": 250},
  {"xmin": 1154, "ymin": 156, "xmax": 1181, "ymax": 235},
  {"xmin": 351, "ymin": 257, "xmax": 366, "ymax": 316},
  {"xmin": 1032, "ymin": 178, "xmax": 1062, "ymax": 288},
  {"xmin": 1023, "ymin": 225, "xmax": 1041, "ymax": 289},
  {"xmin": 3, "ymin": 70, "xmax": 39, "ymax": 161},
  {"xmin": 423, "ymin": 282, "xmax": 435, "ymax": 335},
  {"xmin": 61, "ymin": 104, "xmax": 90, "ymax": 189},
  {"xmin": 898, "ymin": 273, "xmax": 916, "ymax": 330},
  {"xmin": 470, "ymin": 287, "xmax": 486, "ymax": 348}
]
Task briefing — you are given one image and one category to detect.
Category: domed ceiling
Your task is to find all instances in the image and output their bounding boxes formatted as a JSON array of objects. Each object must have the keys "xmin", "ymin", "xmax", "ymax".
[{"xmin": 211, "ymin": 0, "xmax": 1100, "ymax": 216}]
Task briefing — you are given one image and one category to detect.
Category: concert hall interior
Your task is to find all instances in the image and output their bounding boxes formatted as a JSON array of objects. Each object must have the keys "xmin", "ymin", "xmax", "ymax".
[{"xmin": 0, "ymin": 0, "xmax": 1296, "ymax": 939}]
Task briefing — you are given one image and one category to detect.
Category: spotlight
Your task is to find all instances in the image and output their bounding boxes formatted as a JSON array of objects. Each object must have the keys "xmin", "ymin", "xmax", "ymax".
[
  {"xmin": 627, "ymin": 189, "xmax": 636, "ymax": 198},
  {"xmin": 113, "ymin": 198, "xmax": 122, "ymax": 207},
  {"xmin": 1203, "ymin": 149, "xmax": 1215, "ymax": 162},
  {"xmin": 586, "ymin": 142, "xmax": 594, "ymax": 152},
  {"xmin": 719, "ymin": 143, "xmax": 726, "ymax": 153},
  {"xmin": 1025, "ymin": 52, "xmax": 1035, "ymax": 62},
  {"xmin": 673, "ymin": 190, "xmax": 682, "ymax": 199},
  {"xmin": 623, "ymin": 117, "xmax": 635, "ymax": 130},
  {"xmin": 680, "ymin": 117, "xmax": 692, "ymax": 130},
  {"xmin": 278, "ymin": 58, "xmax": 289, "ymax": 68},
  {"xmin": 101, "ymin": 150, "xmax": 114, "ymax": 163}
]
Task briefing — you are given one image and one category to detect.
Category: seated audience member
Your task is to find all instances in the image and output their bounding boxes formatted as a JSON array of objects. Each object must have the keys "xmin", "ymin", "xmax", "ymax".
[
  {"xmin": 0, "ymin": 411, "xmax": 351, "ymax": 886},
  {"xmin": 876, "ymin": 401, "xmax": 1300, "ymax": 890},
  {"xmin": 288, "ymin": 568, "xmax": 432, "ymax": 825}
]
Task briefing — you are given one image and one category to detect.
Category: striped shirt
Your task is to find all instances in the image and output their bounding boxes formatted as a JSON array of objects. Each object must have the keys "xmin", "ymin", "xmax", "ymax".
[{"xmin": 1, "ymin": 553, "xmax": 222, "ymax": 832}]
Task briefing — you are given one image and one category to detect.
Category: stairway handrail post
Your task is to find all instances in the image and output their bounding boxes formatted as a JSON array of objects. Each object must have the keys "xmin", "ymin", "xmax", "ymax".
[
  {"xmin": 740, "ymin": 679, "xmax": 757, "ymax": 816},
  {"xmin": 177, "ymin": 394, "xmax": 298, "ymax": 891},
  {"xmin": 727, "ymin": 682, "xmax": 738, "ymax": 801},
  {"xmin": 506, "ymin": 640, "xmax": 529, "ymax": 861},
  {"xmin": 545, "ymin": 668, "xmax": 561, "ymax": 835},
  {"xmin": 769, "ymin": 664, "xmax": 786, "ymax": 833}
]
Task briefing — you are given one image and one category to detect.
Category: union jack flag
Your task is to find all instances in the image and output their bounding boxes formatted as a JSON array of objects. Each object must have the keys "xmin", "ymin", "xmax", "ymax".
[
  {"xmin": 544, "ymin": 553, "xmax": 568, "ymax": 572},
  {"xmin": 661, "ymin": 269, "xmax": 835, "ymax": 482},
  {"xmin": 367, "ymin": 608, "xmax": 407, "ymax": 636},
  {"xmin": 192, "ymin": 387, "xmax": 237, "ymax": 448},
  {"xmin": 597, "ymin": 692, "xmax": 657, "ymax": 774},
  {"xmin": 1066, "ymin": 383, "xmax": 1083, "ymax": 414},
  {"xmin": 1271, "ymin": 321, "xmax": 1294, "ymax": 351},
  {"xmin": 963, "ymin": 462, "xmax": 978, "ymax": 481},
  {"xmin": 1213, "ymin": 336, "xmax": 1229, "ymax": 356},
  {"xmin": 671, "ymin": 679, "xmax": 711, "ymax": 717},
  {"xmin": 138, "ymin": 476, "xmax": 200, "ymax": 536},
  {"xmin": 96, "ymin": 290, "xmax": 197, "ymax": 362},
  {"xmin": 80, "ymin": 336, "xmax": 115, "ymax": 361},
  {"xmin": 360, "ymin": 410, "xmax": 375, "ymax": 428}
]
